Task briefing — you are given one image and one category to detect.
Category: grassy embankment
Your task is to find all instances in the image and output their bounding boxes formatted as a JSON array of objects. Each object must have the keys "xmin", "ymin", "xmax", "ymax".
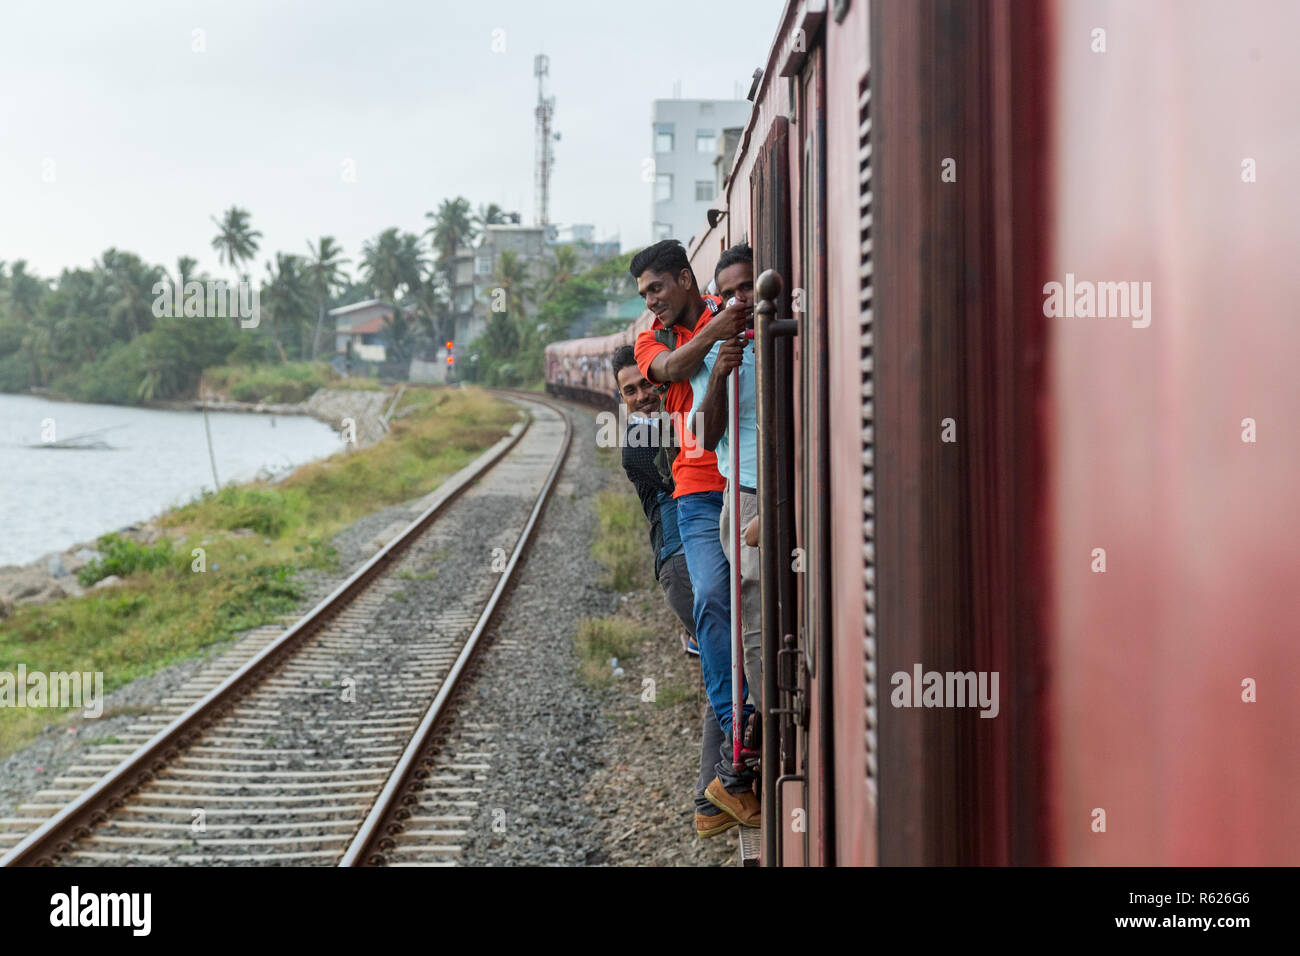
[
  {"xmin": 200, "ymin": 361, "xmax": 385, "ymax": 404},
  {"xmin": 574, "ymin": 441, "xmax": 694, "ymax": 708},
  {"xmin": 0, "ymin": 386, "xmax": 520, "ymax": 757}
]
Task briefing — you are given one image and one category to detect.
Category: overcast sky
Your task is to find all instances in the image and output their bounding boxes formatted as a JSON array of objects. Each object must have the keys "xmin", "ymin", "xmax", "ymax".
[{"xmin": 0, "ymin": 0, "xmax": 786, "ymax": 282}]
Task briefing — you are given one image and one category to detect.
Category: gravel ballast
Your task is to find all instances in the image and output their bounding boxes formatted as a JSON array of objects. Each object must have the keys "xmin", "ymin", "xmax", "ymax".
[{"xmin": 1, "ymin": 393, "xmax": 744, "ymax": 866}]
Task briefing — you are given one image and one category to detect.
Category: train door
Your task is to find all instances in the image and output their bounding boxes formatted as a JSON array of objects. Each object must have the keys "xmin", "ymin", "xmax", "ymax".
[
  {"xmin": 870, "ymin": 0, "xmax": 1051, "ymax": 865},
  {"xmin": 750, "ymin": 114, "xmax": 798, "ymax": 866},
  {"xmin": 796, "ymin": 36, "xmax": 834, "ymax": 867}
]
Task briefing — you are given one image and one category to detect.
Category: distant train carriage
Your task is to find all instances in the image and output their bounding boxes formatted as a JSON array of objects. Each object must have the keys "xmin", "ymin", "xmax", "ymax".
[{"xmin": 545, "ymin": 311, "xmax": 654, "ymax": 408}]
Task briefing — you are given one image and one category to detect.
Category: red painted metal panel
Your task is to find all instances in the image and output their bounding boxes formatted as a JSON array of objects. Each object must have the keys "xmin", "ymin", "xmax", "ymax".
[{"xmin": 1048, "ymin": 0, "xmax": 1300, "ymax": 865}]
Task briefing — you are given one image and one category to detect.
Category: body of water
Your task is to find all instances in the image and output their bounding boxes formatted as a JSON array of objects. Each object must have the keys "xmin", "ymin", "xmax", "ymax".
[{"xmin": 0, "ymin": 394, "xmax": 344, "ymax": 567}]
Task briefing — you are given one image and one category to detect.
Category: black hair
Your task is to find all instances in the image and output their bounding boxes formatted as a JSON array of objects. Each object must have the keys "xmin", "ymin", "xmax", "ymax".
[
  {"xmin": 629, "ymin": 239, "xmax": 695, "ymax": 288},
  {"xmin": 611, "ymin": 345, "xmax": 639, "ymax": 383},
  {"xmin": 714, "ymin": 242, "xmax": 754, "ymax": 282}
]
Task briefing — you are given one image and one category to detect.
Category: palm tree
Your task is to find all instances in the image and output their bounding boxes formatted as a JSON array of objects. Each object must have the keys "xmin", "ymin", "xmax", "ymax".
[
  {"xmin": 393, "ymin": 230, "xmax": 441, "ymax": 352},
  {"xmin": 5, "ymin": 260, "xmax": 46, "ymax": 323},
  {"xmin": 263, "ymin": 253, "xmax": 312, "ymax": 363},
  {"xmin": 491, "ymin": 249, "xmax": 532, "ymax": 322},
  {"xmin": 425, "ymin": 198, "xmax": 476, "ymax": 325},
  {"xmin": 475, "ymin": 202, "xmax": 506, "ymax": 230},
  {"xmin": 538, "ymin": 245, "xmax": 581, "ymax": 302},
  {"xmin": 409, "ymin": 276, "xmax": 444, "ymax": 349},
  {"xmin": 175, "ymin": 255, "xmax": 199, "ymax": 285},
  {"xmin": 360, "ymin": 229, "xmax": 411, "ymax": 368},
  {"xmin": 426, "ymin": 198, "xmax": 477, "ymax": 263},
  {"xmin": 304, "ymin": 236, "xmax": 350, "ymax": 359},
  {"xmin": 396, "ymin": 231, "xmax": 429, "ymax": 301},
  {"xmin": 97, "ymin": 249, "xmax": 163, "ymax": 339},
  {"xmin": 360, "ymin": 228, "xmax": 403, "ymax": 305},
  {"xmin": 210, "ymin": 206, "xmax": 263, "ymax": 281},
  {"xmin": 8, "ymin": 263, "xmax": 51, "ymax": 386}
]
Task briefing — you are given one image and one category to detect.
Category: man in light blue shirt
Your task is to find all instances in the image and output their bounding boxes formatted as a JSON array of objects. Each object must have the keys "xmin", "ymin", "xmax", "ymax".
[
  {"xmin": 689, "ymin": 319, "xmax": 757, "ymax": 489},
  {"xmin": 688, "ymin": 243, "xmax": 762, "ymax": 724}
]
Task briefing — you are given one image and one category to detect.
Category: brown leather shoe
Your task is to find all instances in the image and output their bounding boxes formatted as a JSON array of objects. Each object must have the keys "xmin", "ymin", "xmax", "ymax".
[
  {"xmin": 705, "ymin": 777, "xmax": 761, "ymax": 827},
  {"xmin": 695, "ymin": 810, "xmax": 739, "ymax": 838}
]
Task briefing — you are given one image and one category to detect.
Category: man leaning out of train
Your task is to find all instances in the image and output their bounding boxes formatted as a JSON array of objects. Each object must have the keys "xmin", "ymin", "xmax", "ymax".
[
  {"xmin": 611, "ymin": 344, "xmax": 737, "ymax": 837},
  {"xmin": 631, "ymin": 239, "xmax": 761, "ymax": 831},
  {"xmin": 689, "ymin": 243, "xmax": 763, "ymax": 736}
]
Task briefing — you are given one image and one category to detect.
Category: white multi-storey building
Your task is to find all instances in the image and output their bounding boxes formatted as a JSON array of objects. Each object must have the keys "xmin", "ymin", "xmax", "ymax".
[{"xmin": 650, "ymin": 98, "xmax": 752, "ymax": 246}]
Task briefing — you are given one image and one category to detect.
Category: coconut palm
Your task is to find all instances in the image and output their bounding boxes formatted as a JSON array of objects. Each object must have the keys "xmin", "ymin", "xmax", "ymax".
[
  {"xmin": 304, "ymin": 236, "xmax": 350, "ymax": 359},
  {"xmin": 4, "ymin": 260, "xmax": 47, "ymax": 323},
  {"xmin": 97, "ymin": 249, "xmax": 164, "ymax": 339},
  {"xmin": 408, "ymin": 276, "xmax": 445, "ymax": 348},
  {"xmin": 263, "ymin": 253, "xmax": 312, "ymax": 363},
  {"xmin": 210, "ymin": 206, "xmax": 262, "ymax": 279},
  {"xmin": 491, "ymin": 249, "xmax": 532, "ymax": 321},
  {"xmin": 538, "ymin": 244, "xmax": 581, "ymax": 302},
  {"xmin": 174, "ymin": 255, "xmax": 200, "ymax": 285},
  {"xmin": 360, "ymin": 229, "xmax": 421, "ymax": 367},
  {"xmin": 360, "ymin": 228, "xmax": 403, "ymax": 306},
  {"xmin": 425, "ymin": 197, "xmax": 476, "ymax": 312},
  {"xmin": 426, "ymin": 197, "xmax": 477, "ymax": 262},
  {"xmin": 475, "ymin": 202, "xmax": 506, "ymax": 230},
  {"xmin": 396, "ymin": 231, "xmax": 429, "ymax": 301},
  {"xmin": 9, "ymin": 264, "xmax": 52, "ymax": 385}
]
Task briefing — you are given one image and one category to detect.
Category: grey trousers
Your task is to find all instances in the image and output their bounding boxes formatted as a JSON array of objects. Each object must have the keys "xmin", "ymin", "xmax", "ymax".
[
  {"xmin": 657, "ymin": 550, "xmax": 695, "ymax": 639},
  {"xmin": 696, "ymin": 705, "xmax": 728, "ymax": 813}
]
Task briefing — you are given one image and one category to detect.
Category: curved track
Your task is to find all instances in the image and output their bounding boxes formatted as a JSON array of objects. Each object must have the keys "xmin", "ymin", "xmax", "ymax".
[{"xmin": 0, "ymin": 391, "xmax": 570, "ymax": 867}]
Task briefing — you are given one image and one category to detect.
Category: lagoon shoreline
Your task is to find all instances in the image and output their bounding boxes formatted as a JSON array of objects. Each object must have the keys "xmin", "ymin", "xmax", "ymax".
[{"xmin": 0, "ymin": 386, "xmax": 393, "ymax": 617}]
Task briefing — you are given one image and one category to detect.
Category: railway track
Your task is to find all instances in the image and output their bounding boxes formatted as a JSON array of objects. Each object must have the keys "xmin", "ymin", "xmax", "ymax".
[{"xmin": 0, "ymin": 391, "xmax": 570, "ymax": 867}]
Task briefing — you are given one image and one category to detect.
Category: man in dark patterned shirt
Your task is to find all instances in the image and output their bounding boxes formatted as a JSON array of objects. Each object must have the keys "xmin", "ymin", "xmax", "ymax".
[
  {"xmin": 613, "ymin": 350, "xmax": 695, "ymax": 650},
  {"xmin": 611, "ymin": 345, "xmax": 735, "ymax": 838}
]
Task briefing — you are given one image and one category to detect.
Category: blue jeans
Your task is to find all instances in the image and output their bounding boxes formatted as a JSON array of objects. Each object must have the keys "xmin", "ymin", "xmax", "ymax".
[{"xmin": 677, "ymin": 490, "xmax": 754, "ymax": 789}]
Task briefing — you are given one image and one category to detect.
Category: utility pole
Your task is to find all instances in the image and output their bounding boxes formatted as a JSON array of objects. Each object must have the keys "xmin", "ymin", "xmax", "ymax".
[{"xmin": 534, "ymin": 54, "xmax": 559, "ymax": 230}]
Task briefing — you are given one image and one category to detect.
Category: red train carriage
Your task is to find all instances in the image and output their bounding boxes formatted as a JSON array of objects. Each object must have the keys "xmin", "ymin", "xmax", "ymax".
[
  {"xmin": 548, "ymin": 0, "xmax": 1300, "ymax": 867},
  {"xmin": 545, "ymin": 312, "xmax": 655, "ymax": 408}
]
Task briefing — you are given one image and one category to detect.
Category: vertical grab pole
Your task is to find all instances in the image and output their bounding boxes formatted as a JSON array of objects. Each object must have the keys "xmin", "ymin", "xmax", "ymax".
[{"xmin": 728, "ymin": 367, "xmax": 744, "ymax": 772}]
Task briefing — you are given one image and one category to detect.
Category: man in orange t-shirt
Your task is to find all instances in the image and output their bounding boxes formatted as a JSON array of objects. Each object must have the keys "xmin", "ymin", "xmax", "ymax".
[{"xmin": 631, "ymin": 239, "xmax": 758, "ymax": 832}]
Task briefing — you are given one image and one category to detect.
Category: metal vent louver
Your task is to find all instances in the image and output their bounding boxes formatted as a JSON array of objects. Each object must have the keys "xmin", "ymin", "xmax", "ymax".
[{"xmin": 857, "ymin": 75, "xmax": 878, "ymax": 807}]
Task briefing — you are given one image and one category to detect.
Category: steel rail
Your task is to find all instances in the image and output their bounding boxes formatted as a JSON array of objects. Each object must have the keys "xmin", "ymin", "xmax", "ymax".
[
  {"xmin": 1, "ymin": 398, "xmax": 535, "ymax": 867},
  {"xmin": 340, "ymin": 391, "xmax": 571, "ymax": 865}
]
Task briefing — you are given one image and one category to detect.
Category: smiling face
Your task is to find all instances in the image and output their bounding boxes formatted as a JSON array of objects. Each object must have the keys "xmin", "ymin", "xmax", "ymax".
[
  {"xmin": 617, "ymin": 363, "xmax": 660, "ymax": 417},
  {"xmin": 636, "ymin": 267, "xmax": 695, "ymax": 327}
]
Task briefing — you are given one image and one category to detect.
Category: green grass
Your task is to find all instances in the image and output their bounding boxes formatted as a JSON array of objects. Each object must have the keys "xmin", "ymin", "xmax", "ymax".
[
  {"xmin": 329, "ymin": 376, "xmax": 388, "ymax": 392},
  {"xmin": 652, "ymin": 680, "xmax": 697, "ymax": 710},
  {"xmin": 594, "ymin": 440, "xmax": 620, "ymax": 473},
  {"xmin": 202, "ymin": 361, "xmax": 334, "ymax": 404},
  {"xmin": 574, "ymin": 616, "xmax": 650, "ymax": 686},
  {"xmin": 0, "ymin": 386, "xmax": 519, "ymax": 758},
  {"xmin": 77, "ymin": 533, "xmax": 177, "ymax": 586},
  {"xmin": 397, "ymin": 568, "xmax": 439, "ymax": 582},
  {"xmin": 590, "ymin": 489, "xmax": 652, "ymax": 592}
]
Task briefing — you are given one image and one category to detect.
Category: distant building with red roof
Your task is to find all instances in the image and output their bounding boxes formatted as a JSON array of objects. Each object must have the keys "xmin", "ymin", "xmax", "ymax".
[{"xmin": 329, "ymin": 299, "xmax": 392, "ymax": 362}]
